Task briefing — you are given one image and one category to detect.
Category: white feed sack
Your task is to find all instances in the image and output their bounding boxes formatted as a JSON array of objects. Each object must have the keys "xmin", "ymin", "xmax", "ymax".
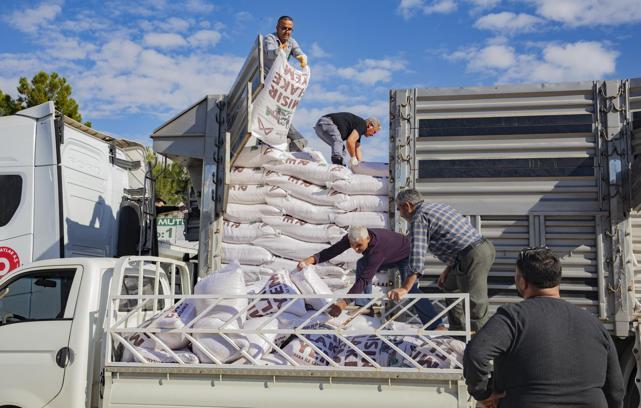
[
  {"xmin": 330, "ymin": 175, "xmax": 388, "ymax": 195},
  {"xmin": 264, "ymin": 172, "xmax": 348, "ymax": 206},
  {"xmin": 192, "ymin": 317, "xmax": 249, "ymax": 363},
  {"xmin": 229, "ymin": 167, "xmax": 265, "ymax": 185},
  {"xmin": 324, "ymin": 276, "xmax": 355, "ymax": 291},
  {"xmin": 286, "ymin": 148, "xmax": 328, "ymax": 164},
  {"xmin": 242, "ymin": 316, "xmax": 279, "ymax": 359},
  {"xmin": 225, "ymin": 203, "xmax": 284, "ymax": 223},
  {"xmin": 264, "ymin": 159, "xmax": 351, "ymax": 186},
  {"xmin": 228, "ymin": 184, "xmax": 269, "ymax": 205},
  {"xmin": 123, "ymin": 344, "xmax": 200, "ymax": 364},
  {"xmin": 327, "ymin": 247, "xmax": 362, "ymax": 265},
  {"xmin": 350, "ymin": 161, "xmax": 389, "ymax": 177},
  {"xmin": 257, "ymin": 352, "xmax": 291, "ymax": 366},
  {"xmin": 247, "ymin": 271, "xmax": 307, "ymax": 317},
  {"xmin": 246, "ymin": 279, "xmax": 269, "ymax": 295},
  {"xmin": 277, "ymin": 310, "xmax": 331, "ymax": 330},
  {"xmin": 282, "ymin": 329, "xmax": 340, "ymax": 366},
  {"xmin": 332, "ymin": 315, "xmax": 382, "ymax": 332},
  {"xmin": 265, "ymin": 190, "xmax": 344, "ymax": 224},
  {"xmin": 262, "ymin": 215, "xmax": 345, "ymax": 244},
  {"xmin": 333, "ymin": 212, "xmax": 389, "ymax": 229},
  {"xmin": 333, "ymin": 335, "xmax": 397, "ymax": 367},
  {"xmin": 193, "ymin": 261, "xmax": 247, "ymax": 325},
  {"xmin": 222, "ymin": 221, "xmax": 279, "ymax": 244},
  {"xmin": 314, "ymin": 264, "xmax": 350, "ymax": 278},
  {"xmin": 222, "ymin": 264, "xmax": 273, "ymax": 284},
  {"xmin": 403, "ymin": 337, "xmax": 466, "ymax": 369},
  {"xmin": 222, "ymin": 243, "xmax": 274, "ymax": 266},
  {"xmin": 262, "ymin": 256, "xmax": 298, "ymax": 272},
  {"xmin": 235, "ymin": 144, "xmax": 288, "ymax": 168},
  {"xmin": 149, "ymin": 299, "xmax": 197, "ymax": 349},
  {"xmin": 334, "ymin": 195, "xmax": 388, "ymax": 212},
  {"xmin": 252, "ymin": 235, "xmax": 329, "ymax": 261},
  {"xmin": 290, "ymin": 266, "xmax": 333, "ymax": 311}
]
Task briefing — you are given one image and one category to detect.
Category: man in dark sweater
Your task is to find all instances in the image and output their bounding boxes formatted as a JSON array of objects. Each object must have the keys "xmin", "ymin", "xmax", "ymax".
[
  {"xmin": 313, "ymin": 112, "xmax": 380, "ymax": 165},
  {"xmin": 297, "ymin": 226, "xmax": 441, "ymax": 327},
  {"xmin": 463, "ymin": 247, "xmax": 624, "ymax": 408}
]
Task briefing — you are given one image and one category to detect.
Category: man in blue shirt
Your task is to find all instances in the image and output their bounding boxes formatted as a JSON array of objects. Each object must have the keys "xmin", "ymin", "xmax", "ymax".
[
  {"xmin": 388, "ymin": 188, "xmax": 495, "ymax": 331},
  {"xmin": 263, "ymin": 16, "xmax": 308, "ymax": 152}
]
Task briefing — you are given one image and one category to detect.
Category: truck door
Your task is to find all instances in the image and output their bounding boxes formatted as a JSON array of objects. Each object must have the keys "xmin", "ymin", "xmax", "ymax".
[
  {"xmin": 0, "ymin": 265, "xmax": 82, "ymax": 407},
  {"xmin": 0, "ymin": 113, "xmax": 37, "ymax": 275}
]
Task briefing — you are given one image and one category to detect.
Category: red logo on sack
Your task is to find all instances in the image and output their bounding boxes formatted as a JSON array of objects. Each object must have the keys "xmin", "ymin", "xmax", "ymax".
[
  {"xmin": 0, "ymin": 246, "xmax": 20, "ymax": 279},
  {"xmin": 257, "ymin": 117, "xmax": 273, "ymax": 136}
]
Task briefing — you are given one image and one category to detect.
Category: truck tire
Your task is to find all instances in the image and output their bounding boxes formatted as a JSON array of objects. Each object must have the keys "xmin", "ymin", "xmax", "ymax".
[{"xmin": 116, "ymin": 201, "xmax": 142, "ymax": 256}]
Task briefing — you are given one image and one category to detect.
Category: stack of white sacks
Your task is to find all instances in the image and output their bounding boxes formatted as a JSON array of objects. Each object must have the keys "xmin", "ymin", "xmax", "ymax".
[
  {"xmin": 121, "ymin": 261, "xmax": 466, "ymax": 368},
  {"xmin": 119, "ymin": 144, "xmax": 466, "ymax": 367},
  {"xmin": 222, "ymin": 142, "xmax": 391, "ymax": 291}
]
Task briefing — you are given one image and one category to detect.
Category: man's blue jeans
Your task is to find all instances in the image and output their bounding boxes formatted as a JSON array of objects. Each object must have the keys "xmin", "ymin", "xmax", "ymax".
[{"xmin": 354, "ymin": 257, "xmax": 443, "ymax": 329}]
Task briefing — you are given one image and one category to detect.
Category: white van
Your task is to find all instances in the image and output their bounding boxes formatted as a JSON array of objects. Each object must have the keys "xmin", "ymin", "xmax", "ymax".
[{"xmin": 0, "ymin": 102, "xmax": 151, "ymax": 279}]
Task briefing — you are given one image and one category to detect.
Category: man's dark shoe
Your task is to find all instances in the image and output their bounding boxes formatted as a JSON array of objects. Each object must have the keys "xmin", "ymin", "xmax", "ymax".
[{"xmin": 331, "ymin": 155, "xmax": 344, "ymax": 165}]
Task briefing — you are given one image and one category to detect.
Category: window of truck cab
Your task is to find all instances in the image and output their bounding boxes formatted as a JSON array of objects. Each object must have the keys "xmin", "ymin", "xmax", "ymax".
[
  {"xmin": 0, "ymin": 175, "xmax": 22, "ymax": 227},
  {"xmin": 0, "ymin": 268, "xmax": 77, "ymax": 325}
]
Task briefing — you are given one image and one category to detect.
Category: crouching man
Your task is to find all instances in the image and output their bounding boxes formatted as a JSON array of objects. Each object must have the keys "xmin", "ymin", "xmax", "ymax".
[{"xmin": 297, "ymin": 226, "xmax": 442, "ymax": 328}]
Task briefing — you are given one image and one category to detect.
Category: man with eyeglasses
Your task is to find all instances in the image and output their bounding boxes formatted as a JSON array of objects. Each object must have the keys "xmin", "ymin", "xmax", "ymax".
[
  {"xmin": 297, "ymin": 226, "xmax": 443, "ymax": 328},
  {"xmin": 388, "ymin": 188, "xmax": 495, "ymax": 332},
  {"xmin": 264, "ymin": 16, "xmax": 308, "ymax": 152},
  {"xmin": 463, "ymin": 247, "xmax": 624, "ymax": 408}
]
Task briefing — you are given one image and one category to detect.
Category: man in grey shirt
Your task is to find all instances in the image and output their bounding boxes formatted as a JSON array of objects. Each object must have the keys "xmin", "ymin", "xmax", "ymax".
[
  {"xmin": 463, "ymin": 248, "xmax": 624, "ymax": 407},
  {"xmin": 263, "ymin": 16, "xmax": 308, "ymax": 152}
]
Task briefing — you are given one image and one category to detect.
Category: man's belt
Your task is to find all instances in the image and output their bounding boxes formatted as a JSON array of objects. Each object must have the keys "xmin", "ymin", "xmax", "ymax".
[{"xmin": 457, "ymin": 237, "xmax": 487, "ymax": 259}]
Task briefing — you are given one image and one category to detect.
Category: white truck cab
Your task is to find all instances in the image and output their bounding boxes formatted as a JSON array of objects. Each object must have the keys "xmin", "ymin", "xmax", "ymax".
[
  {"xmin": 0, "ymin": 102, "xmax": 151, "ymax": 280},
  {"xmin": 0, "ymin": 256, "xmax": 188, "ymax": 408}
]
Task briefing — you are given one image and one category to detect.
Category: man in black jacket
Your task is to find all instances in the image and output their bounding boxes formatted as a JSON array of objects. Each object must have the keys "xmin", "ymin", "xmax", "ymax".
[{"xmin": 463, "ymin": 247, "xmax": 624, "ymax": 408}]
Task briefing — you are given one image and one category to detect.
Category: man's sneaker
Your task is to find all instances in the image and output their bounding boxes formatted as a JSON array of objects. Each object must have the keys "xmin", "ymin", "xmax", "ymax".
[{"xmin": 331, "ymin": 155, "xmax": 344, "ymax": 165}]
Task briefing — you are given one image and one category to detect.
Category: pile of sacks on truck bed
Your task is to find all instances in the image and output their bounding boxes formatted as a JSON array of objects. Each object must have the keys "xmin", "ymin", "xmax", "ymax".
[
  {"xmin": 223, "ymin": 143, "xmax": 390, "ymax": 291},
  {"xmin": 120, "ymin": 262, "xmax": 465, "ymax": 368}
]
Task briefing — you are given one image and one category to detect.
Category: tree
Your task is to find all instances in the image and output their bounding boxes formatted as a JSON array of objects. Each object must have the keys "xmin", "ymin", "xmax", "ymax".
[
  {"xmin": 0, "ymin": 90, "xmax": 18, "ymax": 116},
  {"xmin": 147, "ymin": 149, "xmax": 190, "ymax": 205},
  {"xmin": 0, "ymin": 71, "xmax": 91, "ymax": 126},
  {"xmin": 17, "ymin": 71, "xmax": 91, "ymax": 125}
]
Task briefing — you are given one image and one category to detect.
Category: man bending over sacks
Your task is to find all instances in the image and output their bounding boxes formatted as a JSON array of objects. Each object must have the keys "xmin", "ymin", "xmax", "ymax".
[{"xmin": 298, "ymin": 226, "xmax": 442, "ymax": 328}]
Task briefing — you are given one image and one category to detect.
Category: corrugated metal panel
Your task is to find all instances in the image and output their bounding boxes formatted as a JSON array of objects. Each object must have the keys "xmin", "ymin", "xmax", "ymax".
[
  {"xmin": 392, "ymin": 81, "xmax": 619, "ymax": 325},
  {"xmin": 630, "ymin": 212, "xmax": 641, "ymax": 314},
  {"xmin": 408, "ymin": 83, "xmax": 602, "ymax": 216},
  {"xmin": 630, "ymin": 78, "xmax": 641, "ymax": 158},
  {"xmin": 629, "ymin": 77, "xmax": 641, "ymax": 113},
  {"xmin": 417, "ymin": 215, "xmax": 602, "ymax": 315},
  {"xmin": 544, "ymin": 216, "xmax": 601, "ymax": 312},
  {"xmin": 414, "ymin": 82, "xmax": 594, "ymax": 118}
]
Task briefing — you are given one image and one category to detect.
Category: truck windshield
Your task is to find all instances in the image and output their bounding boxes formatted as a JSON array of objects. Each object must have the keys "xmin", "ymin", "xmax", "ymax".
[{"xmin": 0, "ymin": 175, "xmax": 22, "ymax": 227}]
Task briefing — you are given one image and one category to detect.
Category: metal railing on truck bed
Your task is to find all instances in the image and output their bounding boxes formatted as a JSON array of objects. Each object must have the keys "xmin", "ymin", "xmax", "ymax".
[{"xmin": 102, "ymin": 257, "xmax": 473, "ymax": 408}]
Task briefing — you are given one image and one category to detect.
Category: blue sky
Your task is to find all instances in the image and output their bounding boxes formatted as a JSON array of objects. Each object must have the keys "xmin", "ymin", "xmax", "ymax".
[{"xmin": 1, "ymin": 0, "xmax": 640, "ymax": 161}]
